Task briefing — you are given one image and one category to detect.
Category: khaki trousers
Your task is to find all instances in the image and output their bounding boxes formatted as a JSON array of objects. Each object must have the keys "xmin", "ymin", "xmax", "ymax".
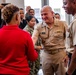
[{"xmin": 41, "ymin": 50, "xmax": 66, "ymax": 75}]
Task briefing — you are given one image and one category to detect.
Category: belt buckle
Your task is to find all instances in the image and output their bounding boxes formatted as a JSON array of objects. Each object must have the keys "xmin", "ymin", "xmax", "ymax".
[
  {"xmin": 51, "ymin": 49, "xmax": 59, "ymax": 54},
  {"xmin": 50, "ymin": 51, "xmax": 56, "ymax": 54}
]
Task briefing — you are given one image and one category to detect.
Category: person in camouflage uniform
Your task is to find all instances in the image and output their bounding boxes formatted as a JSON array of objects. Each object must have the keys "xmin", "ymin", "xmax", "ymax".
[{"xmin": 23, "ymin": 15, "xmax": 42, "ymax": 75}]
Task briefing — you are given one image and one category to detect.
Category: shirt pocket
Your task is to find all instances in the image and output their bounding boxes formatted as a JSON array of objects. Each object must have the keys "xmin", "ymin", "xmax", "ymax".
[
  {"xmin": 40, "ymin": 32, "xmax": 48, "ymax": 39},
  {"xmin": 53, "ymin": 31, "xmax": 63, "ymax": 38},
  {"xmin": 40, "ymin": 32, "xmax": 48, "ymax": 43}
]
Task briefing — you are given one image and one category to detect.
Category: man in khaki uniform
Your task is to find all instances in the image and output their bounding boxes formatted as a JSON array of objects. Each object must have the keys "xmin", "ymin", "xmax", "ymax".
[
  {"xmin": 32, "ymin": 5, "xmax": 67, "ymax": 75},
  {"xmin": 63, "ymin": 0, "xmax": 76, "ymax": 75}
]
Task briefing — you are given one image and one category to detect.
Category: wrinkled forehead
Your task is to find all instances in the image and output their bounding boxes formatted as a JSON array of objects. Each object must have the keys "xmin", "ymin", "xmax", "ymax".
[{"xmin": 41, "ymin": 7, "xmax": 52, "ymax": 13}]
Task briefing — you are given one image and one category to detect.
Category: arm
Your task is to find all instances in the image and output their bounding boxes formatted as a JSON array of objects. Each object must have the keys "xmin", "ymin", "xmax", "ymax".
[
  {"xmin": 67, "ymin": 21, "xmax": 76, "ymax": 75},
  {"xmin": 67, "ymin": 46, "xmax": 76, "ymax": 75},
  {"xmin": 32, "ymin": 25, "xmax": 39, "ymax": 45},
  {"xmin": 32, "ymin": 35, "xmax": 38, "ymax": 45},
  {"xmin": 63, "ymin": 22, "xmax": 69, "ymax": 67},
  {"xmin": 63, "ymin": 21, "xmax": 68, "ymax": 31},
  {"xmin": 26, "ymin": 33, "xmax": 38, "ymax": 61},
  {"xmin": 35, "ymin": 45, "xmax": 42, "ymax": 50}
]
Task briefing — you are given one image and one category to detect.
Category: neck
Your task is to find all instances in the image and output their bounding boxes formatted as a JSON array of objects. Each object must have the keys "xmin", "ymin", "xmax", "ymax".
[
  {"xmin": 6, "ymin": 22, "xmax": 18, "ymax": 26},
  {"xmin": 47, "ymin": 23, "xmax": 54, "ymax": 28},
  {"xmin": 6, "ymin": 24, "xmax": 17, "ymax": 26},
  {"xmin": 72, "ymin": 12, "xmax": 75, "ymax": 16},
  {"xmin": 29, "ymin": 26, "xmax": 34, "ymax": 29},
  {"xmin": 47, "ymin": 20, "xmax": 54, "ymax": 28}
]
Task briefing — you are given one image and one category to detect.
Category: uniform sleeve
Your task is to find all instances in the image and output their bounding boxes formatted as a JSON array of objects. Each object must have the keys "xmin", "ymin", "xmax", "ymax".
[
  {"xmin": 62, "ymin": 21, "xmax": 67, "ymax": 39},
  {"xmin": 32, "ymin": 25, "xmax": 40, "ymax": 45},
  {"xmin": 72, "ymin": 21, "xmax": 76, "ymax": 46},
  {"xmin": 63, "ymin": 21, "xmax": 68, "ymax": 31},
  {"xmin": 26, "ymin": 33, "xmax": 38, "ymax": 61}
]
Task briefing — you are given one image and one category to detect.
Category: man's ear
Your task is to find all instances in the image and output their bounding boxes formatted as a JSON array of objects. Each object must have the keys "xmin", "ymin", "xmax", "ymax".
[
  {"xmin": 15, "ymin": 13, "xmax": 18, "ymax": 21},
  {"xmin": 52, "ymin": 11, "xmax": 55, "ymax": 17}
]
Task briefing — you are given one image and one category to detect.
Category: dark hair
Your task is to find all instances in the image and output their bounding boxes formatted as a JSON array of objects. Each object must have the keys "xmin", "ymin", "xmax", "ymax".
[
  {"xmin": 55, "ymin": 13, "xmax": 60, "ymax": 16},
  {"xmin": 2, "ymin": 4, "xmax": 19, "ymax": 23},
  {"xmin": 19, "ymin": 8, "xmax": 23, "ymax": 10},
  {"xmin": 26, "ymin": 15, "xmax": 35, "ymax": 22},
  {"xmin": 28, "ymin": 9, "xmax": 34, "ymax": 13}
]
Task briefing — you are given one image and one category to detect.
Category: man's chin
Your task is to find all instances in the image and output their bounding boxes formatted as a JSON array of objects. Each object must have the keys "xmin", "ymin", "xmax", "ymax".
[
  {"xmin": 65, "ymin": 11, "xmax": 71, "ymax": 14},
  {"xmin": 44, "ymin": 20, "xmax": 49, "ymax": 23},
  {"xmin": 44, "ymin": 21, "xmax": 49, "ymax": 24},
  {"xmin": 45, "ymin": 22, "xmax": 51, "ymax": 24}
]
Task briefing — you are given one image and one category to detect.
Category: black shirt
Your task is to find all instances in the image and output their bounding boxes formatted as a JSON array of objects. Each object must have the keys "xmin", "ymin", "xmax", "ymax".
[{"xmin": 19, "ymin": 19, "xmax": 27, "ymax": 29}]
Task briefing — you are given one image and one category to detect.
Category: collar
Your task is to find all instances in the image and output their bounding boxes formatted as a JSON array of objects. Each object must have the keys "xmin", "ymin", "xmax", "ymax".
[
  {"xmin": 2, "ymin": 25, "xmax": 19, "ymax": 30},
  {"xmin": 73, "ymin": 14, "xmax": 76, "ymax": 19},
  {"xmin": 41, "ymin": 19, "xmax": 59, "ymax": 28},
  {"xmin": 26, "ymin": 25, "xmax": 34, "ymax": 30}
]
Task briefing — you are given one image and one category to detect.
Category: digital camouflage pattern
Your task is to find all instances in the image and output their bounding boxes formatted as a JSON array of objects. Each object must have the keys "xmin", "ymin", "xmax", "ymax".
[{"xmin": 24, "ymin": 25, "xmax": 41, "ymax": 75}]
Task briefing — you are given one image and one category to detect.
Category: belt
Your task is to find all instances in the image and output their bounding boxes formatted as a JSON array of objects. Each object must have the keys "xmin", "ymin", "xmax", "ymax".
[{"xmin": 44, "ymin": 49, "xmax": 64, "ymax": 55}]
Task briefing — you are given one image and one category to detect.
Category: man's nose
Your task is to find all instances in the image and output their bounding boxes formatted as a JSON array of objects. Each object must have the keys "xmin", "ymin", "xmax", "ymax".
[{"xmin": 62, "ymin": 5, "xmax": 65, "ymax": 9}]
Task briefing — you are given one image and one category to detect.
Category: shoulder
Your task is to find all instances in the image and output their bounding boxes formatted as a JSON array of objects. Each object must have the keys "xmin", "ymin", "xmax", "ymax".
[
  {"xmin": 34, "ymin": 22, "xmax": 44, "ymax": 29},
  {"xmin": 54, "ymin": 19, "xmax": 67, "ymax": 32},
  {"xmin": 71, "ymin": 19, "xmax": 76, "ymax": 25},
  {"xmin": 23, "ymin": 19, "xmax": 27, "ymax": 24},
  {"xmin": 24, "ymin": 25, "xmax": 28, "ymax": 29},
  {"xmin": 55, "ymin": 19, "xmax": 65, "ymax": 27},
  {"xmin": 19, "ymin": 28, "xmax": 30, "ymax": 36},
  {"xmin": 70, "ymin": 19, "xmax": 76, "ymax": 30},
  {"xmin": 58, "ymin": 20, "xmax": 65, "ymax": 25},
  {"xmin": 23, "ymin": 25, "xmax": 31, "ymax": 32}
]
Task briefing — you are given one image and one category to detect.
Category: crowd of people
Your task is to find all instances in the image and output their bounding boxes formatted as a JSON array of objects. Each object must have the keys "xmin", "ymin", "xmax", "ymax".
[{"xmin": 0, "ymin": 0, "xmax": 76, "ymax": 75}]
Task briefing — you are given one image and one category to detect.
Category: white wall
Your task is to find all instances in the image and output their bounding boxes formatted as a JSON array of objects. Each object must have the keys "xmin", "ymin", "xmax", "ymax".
[
  {"xmin": 24, "ymin": 0, "xmax": 41, "ymax": 9},
  {"xmin": 6, "ymin": 0, "xmax": 24, "ymax": 8}
]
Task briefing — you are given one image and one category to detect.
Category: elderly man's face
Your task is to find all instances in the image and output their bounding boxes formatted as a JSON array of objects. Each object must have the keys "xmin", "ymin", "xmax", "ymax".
[{"xmin": 41, "ymin": 8, "xmax": 54, "ymax": 24}]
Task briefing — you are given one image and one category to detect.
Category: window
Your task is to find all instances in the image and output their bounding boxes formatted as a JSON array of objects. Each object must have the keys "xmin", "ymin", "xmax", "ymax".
[
  {"xmin": 24, "ymin": 0, "xmax": 42, "ymax": 22},
  {"xmin": 49, "ymin": 0, "xmax": 65, "ymax": 20}
]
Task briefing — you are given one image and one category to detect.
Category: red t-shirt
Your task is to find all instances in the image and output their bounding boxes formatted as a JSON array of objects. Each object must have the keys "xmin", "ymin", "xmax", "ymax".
[{"xmin": 0, "ymin": 25, "xmax": 38, "ymax": 75}]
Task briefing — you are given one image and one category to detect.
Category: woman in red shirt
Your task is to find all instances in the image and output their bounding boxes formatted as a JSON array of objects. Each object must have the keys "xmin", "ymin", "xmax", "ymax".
[{"xmin": 0, "ymin": 4, "xmax": 38, "ymax": 75}]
